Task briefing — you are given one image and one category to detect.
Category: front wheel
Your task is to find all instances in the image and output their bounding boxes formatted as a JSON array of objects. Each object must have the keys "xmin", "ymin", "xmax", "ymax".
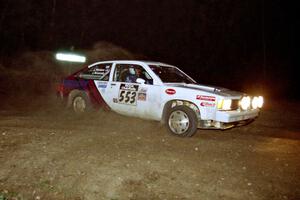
[{"xmin": 166, "ymin": 105, "xmax": 198, "ymax": 137}]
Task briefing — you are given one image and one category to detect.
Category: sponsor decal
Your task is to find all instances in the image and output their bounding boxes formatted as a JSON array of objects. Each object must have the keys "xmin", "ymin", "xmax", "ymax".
[
  {"xmin": 137, "ymin": 87, "xmax": 147, "ymax": 101},
  {"xmin": 196, "ymin": 95, "xmax": 216, "ymax": 102},
  {"xmin": 93, "ymin": 68, "xmax": 110, "ymax": 76},
  {"xmin": 200, "ymin": 102, "xmax": 216, "ymax": 107},
  {"xmin": 120, "ymin": 83, "xmax": 139, "ymax": 91},
  {"xmin": 118, "ymin": 83, "xmax": 139, "ymax": 106},
  {"xmin": 139, "ymin": 87, "xmax": 148, "ymax": 93},
  {"xmin": 138, "ymin": 93, "xmax": 147, "ymax": 101},
  {"xmin": 97, "ymin": 83, "xmax": 107, "ymax": 89},
  {"xmin": 113, "ymin": 98, "xmax": 118, "ymax": 103},
  {"xmin": 165, "ymin": 88, "xmax": 176, "ymax": 95}
]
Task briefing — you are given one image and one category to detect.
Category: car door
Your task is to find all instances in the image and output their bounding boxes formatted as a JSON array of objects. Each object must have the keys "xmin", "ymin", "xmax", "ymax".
[
  {"xmin": 135, "ymin": 82, "xmax": 162, "ymax": 120},
  {"xmin": 104, "ymin": 63, "xmax": 139, "ymax": 117},
  {"xmin": 104, "ymin": 63, "xmax": 162, "ymax": 120}
]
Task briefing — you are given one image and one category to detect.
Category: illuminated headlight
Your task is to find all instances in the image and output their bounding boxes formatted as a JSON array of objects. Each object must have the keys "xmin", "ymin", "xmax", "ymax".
[
  {"xmin": 251, "ymin": 97, "xmax": 259, "ymax": 109},
  {"xmin": 240, "ymin": 96, "xmax": 251, "ymax": 110},
  {"xmin": 251, "ymin": 96, "xmax": 264, "ymax": 109},
  {"xmin": 217, "ymin": 99, "xmax": 232, "ymax": 110},
  {"xmin": 257, "ymin": 96, "xmax": 264, "ymax": 108}
]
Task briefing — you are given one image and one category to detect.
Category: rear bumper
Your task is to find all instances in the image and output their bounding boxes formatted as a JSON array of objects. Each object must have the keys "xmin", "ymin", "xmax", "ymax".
[{"xmin": 215, "ymin": 109, "xmax": 259, "ymax": 123}]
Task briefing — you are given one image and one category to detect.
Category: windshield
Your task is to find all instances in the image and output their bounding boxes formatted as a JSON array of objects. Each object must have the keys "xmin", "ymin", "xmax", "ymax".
[{"xmin": 149, "ymin": 65, "xmax": 196, "ymax": 84}]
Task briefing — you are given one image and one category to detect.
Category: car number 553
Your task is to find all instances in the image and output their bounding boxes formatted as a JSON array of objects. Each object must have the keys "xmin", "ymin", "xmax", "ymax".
[{"xmin": 118, "ymin": 90, "xmax": 137, "ymax": 105}]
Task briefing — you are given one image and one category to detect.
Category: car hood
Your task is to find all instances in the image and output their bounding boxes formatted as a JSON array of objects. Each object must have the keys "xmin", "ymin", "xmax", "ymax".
[{"xmin": 164, "ymin": 83, "xmax": 244, "ymax": 98}]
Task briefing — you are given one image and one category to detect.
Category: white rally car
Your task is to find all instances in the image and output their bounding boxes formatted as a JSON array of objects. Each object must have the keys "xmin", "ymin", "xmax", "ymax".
[{"xmin": 57, "ymin": 60, "xmax": 263, "ymax": 137}]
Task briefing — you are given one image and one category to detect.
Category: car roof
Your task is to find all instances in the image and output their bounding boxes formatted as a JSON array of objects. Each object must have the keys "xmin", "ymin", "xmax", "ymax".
[{"xmin": 88, "ymin": 60, "xmax": 174, "ymax": 68}]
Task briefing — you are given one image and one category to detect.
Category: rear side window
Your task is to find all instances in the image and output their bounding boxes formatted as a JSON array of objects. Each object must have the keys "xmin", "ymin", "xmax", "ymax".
[{"xmin": 81, "ymin": 63, "xmax": 112, "ymax": 81}]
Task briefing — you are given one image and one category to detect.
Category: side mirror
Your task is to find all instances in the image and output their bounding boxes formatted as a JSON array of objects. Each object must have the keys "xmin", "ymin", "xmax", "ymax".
[{"xmin": 136, "ymin": 78, "xmax": 146, "ymax": 84}]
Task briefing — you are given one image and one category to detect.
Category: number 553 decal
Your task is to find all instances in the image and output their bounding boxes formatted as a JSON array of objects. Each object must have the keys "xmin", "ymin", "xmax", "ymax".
[{"xmin": 118, "ymin": 84, "xmax": 139, "ymax": 105}]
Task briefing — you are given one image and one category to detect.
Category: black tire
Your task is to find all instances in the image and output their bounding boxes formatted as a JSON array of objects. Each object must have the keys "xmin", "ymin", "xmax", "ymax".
[
  {"xmin": 166, "ymin": 105, "xmax": 198, "ymax": 137},
  {"xmin": 70, "ymin": 91, "xmax": 92, "ymax": 114}
]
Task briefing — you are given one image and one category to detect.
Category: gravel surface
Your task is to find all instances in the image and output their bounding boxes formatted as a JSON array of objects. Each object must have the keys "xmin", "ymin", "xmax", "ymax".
[{"xmin": 0, "ymin": 99, "xmax": 299, "ymax": 200}]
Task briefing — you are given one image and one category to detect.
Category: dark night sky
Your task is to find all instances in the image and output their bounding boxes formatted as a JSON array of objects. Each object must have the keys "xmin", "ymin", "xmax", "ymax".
[{"xmin": 0, "ymin": 0, "xmax": 297, "ymax": 98}]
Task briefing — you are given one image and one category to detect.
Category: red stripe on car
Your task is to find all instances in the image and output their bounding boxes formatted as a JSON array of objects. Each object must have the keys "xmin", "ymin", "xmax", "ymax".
[{"xmin": 87, "ymin": 80, "xmax": 110, "ymax": 111}]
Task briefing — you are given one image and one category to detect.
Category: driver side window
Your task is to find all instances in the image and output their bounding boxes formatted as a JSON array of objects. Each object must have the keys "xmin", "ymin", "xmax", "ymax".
[{"xmin": 114, "ymin": 64, "xmax": 153, "ymax": 84}]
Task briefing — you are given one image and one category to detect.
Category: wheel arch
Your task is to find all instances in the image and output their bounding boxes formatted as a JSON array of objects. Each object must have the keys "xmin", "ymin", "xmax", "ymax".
[{"xmin": 161, "ymin": 99, "xmax": 201, "ymax": 124}]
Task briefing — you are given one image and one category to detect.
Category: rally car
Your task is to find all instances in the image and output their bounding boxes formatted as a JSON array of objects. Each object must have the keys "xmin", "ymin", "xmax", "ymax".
[{"xmin": 57, "ymin": 60, "xmax": 263, "ymax": 137}]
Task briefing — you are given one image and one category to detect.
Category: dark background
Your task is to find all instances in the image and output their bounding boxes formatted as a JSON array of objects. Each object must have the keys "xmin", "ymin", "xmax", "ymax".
[{"xmin": 0, "ymin": 0, "xmax": 297, "ymax": 99}]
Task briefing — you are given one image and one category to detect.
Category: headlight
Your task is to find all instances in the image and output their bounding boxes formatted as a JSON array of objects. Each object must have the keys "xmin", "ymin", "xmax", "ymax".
[
  {"xmin": 251, "ymin": 96, "xmax": 264, "ymax": 109},
  {"xmin": 257, "ymin": 96, "xmax": 264, "ymax": 108},
  {"xmin": 217, "ymin": 99, "xmax": 232, "ymax": 110},
  {"xmin": 251, "ymin": 96, "xmax": 259, "ymax": 109},
  {"xmin": 240, "ymin": 96, "xmax": 251, "ymax": 110}
]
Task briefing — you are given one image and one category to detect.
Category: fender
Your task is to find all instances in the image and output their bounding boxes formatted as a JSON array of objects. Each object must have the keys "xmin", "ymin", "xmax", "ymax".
[{"xmin": 161, "ymin": 99, "xmax": 201, "ymax": 124}]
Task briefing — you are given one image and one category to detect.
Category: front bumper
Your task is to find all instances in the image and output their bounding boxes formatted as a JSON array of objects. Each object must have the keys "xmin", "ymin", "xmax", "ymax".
[
  {"xmin": 215, "ymin": 109, "xmax": 259, "ymax": 123},
  {"xmin": 198, "ymin": 109, "xmax": 259, "ymax": 129}
]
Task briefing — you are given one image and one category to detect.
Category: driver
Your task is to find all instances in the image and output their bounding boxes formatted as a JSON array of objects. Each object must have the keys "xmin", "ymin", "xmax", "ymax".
[
  {"xmin": 125, "ymin": 67, "xmax": 137, "ymax": 83},
  {"xmin": 125, "ymin": 67, "xmax": 152, "ymax": 84}
]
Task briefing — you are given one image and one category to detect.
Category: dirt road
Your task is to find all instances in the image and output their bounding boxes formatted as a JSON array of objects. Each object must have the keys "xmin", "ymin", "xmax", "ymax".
[{"xmin": 0, "ymin": 99, "xmax": 299, "ymax": 200}]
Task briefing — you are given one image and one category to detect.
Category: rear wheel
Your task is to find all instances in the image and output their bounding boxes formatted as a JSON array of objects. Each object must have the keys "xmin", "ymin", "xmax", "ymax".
[
  {"xmin": 73, "ymin": 96, "xmax": 87, "ymax": 113},
  {"xmin": 166, "ymin": 105, "xmax": 198, "ymax": 137},
  {"xmin": 69, "ymin": 91, "xmax": 91, "ymax": 114}
]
